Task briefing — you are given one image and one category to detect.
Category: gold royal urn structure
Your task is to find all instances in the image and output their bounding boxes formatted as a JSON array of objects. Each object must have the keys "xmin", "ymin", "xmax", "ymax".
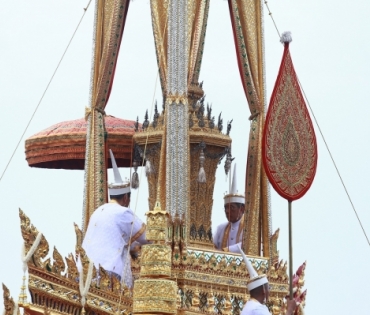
[{"xmin": 2, "ymin": 1, "xmax": 308, "ymax": 315}]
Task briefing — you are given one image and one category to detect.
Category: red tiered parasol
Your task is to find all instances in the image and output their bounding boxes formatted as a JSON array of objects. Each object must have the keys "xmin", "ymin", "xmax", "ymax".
[{"xmin": 25, "ymin": 116, "xmax": 137, "ymax": 170}]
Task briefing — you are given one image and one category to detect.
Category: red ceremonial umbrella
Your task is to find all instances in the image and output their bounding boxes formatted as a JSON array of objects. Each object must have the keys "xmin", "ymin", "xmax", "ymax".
[{"xmin": 25, "ymin": 115, "xmax": 137, "ymax": 170}]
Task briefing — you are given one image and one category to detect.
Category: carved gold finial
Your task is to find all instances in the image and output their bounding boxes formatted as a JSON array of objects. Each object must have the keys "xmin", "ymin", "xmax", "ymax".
[
  {"xmin": 52, "ymin": 246, "xmax": 66, "ymax": 275},
  {"xmin": 3, "ymin": 283, "xmax": 19, "ymax": 315},
  {"xmin": 19, "ymin": 209, "xmax": 49, "ymax": 269},
  {"xmin": 65, "ymin": 253, "xmax": 79, "ymax": 281},
  {"xmin": 98, "ymin": 265, "xmax": 111, "ymax": 290},
  {"xmin": 18, "ymin": 210, "xmax": 50, "ymax": 307},
  {"xmin": 153, "ymin": 200, "xmax": 161, "ymax": 212},
  {"xmin": 112, "ymin": 275, "xmax": 121, "ymax": 295},
  {"xmin": 74, "ymin": 223, "xmax": 83, "ymax": 253},
  {"xmin": 270, "ymin": 228, "xmax": 280, "ymax": 266},
  {"xmin": 275, "ymin": 260, "xmax": 288, "ymax": 282},
  {"xmin": 77, "ymin": 246, "xmax": 97, "ymax": 281}
]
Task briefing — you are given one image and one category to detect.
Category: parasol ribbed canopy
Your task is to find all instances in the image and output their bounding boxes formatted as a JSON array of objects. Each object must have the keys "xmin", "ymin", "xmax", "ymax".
[{"xmin": 25, "ymin": 116, "xmax": 137, "ymax": 170}]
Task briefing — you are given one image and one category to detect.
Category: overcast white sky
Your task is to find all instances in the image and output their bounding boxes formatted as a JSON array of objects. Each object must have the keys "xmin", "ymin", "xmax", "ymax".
[{"xmin": 1, "ymin": 0, "xmax": 370, "ymax": 314}]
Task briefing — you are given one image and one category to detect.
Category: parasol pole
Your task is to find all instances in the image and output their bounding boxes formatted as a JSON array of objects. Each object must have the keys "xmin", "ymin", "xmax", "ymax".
[{"xmin": 288, "ymin": 200, "xmax": 293, "ymax": 300}]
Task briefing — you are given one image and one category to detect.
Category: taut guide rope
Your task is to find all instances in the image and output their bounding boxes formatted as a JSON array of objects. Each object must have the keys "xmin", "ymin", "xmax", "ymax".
[{"xmin": 0, "ymin": 0, "xmax": 94, "ymax": 185}]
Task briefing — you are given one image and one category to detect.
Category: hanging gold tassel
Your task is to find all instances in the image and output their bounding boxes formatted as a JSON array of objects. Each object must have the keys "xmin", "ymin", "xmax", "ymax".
[
  {"xmin": 131, "ymin": 172, "xmax": 139, "ymax": 189},
  {"xmin": 198, "ymin": 149, "xmax": 206, "ymax": 183},
  {"xmin": 131, "ymin": 161, "xmax": 139, "ymax": 189},
  {"xmin": 145, "ymin": 159, "xmax": 155, "ymax": 176}
]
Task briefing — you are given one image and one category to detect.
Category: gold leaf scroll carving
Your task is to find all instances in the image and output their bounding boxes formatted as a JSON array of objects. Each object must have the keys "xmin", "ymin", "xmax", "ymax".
[
  {"xmin": 2, "ymin": 284, "xmax": 19, "ymax": 315},
  {"xmin": 19, "ymin": 209, "xmax": 49, "ymax": 269},
  {"xmin": 51, "ymin": 246, "xmax": 66, "ymax": 275}
]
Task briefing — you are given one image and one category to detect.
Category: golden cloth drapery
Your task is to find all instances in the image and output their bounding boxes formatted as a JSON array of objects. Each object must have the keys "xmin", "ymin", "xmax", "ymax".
[
  {"xmin": 150, "ymin": 0, "xmax": 210, "ymax": 97},
  {"xmin": 228, "ymin": 0, "xmax": 270, "ymax": 256},
  {"xmin": 83, "ymin": 0, "xmax": 131, "ymax": 231}
]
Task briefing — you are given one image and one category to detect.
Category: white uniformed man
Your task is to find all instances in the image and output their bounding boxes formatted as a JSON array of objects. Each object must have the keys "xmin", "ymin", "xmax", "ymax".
[
  {"xmin": 213, "ymin": 164, "xmax": 245, "ymax": 252},
  {"xmin": 82, "ymin": 149, "xmax": 149, "ymax": 287},
  {"xmin": 238, "ymin": 245, "xmax": 296, "ymax": 315}
]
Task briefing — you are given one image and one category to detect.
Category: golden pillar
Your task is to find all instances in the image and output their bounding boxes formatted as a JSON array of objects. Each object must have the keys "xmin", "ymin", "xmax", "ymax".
[{"xmin": 133, "ymin": 202, "xmax": 177, "ymax": 314}]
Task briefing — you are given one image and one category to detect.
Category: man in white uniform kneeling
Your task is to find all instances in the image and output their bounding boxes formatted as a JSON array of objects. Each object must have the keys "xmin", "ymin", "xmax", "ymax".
[
  {"xmin": 82, "ymin": 149, "xmax": 149, "ymax": 288},
  {"xmin": 213, "ymin": 164, "xmax": 245, "ymax": 252}
]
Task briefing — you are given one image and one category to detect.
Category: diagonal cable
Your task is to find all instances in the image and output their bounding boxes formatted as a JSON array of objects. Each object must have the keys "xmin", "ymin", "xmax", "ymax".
[
  {"xmin": 0, "ymin": 0, "xmax": 93, "ymax": 184},
  {"xmin": 264, "ymin": 0, "xmax": 370, "ymax": 247},
  {"xmin": 298, "ymin": 79, "xmax": 370, "ymax": 247}
]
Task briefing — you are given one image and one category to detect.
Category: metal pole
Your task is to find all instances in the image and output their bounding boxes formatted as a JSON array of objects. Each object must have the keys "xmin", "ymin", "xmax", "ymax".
[{"xmin": 288, "ymin": 200, "xmax": 293, "ymax": 300}]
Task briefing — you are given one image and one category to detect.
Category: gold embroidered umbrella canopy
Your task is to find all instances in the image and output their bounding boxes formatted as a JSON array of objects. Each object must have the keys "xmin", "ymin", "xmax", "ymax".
[{"xmin": 25, "ymin": 116, "xmax": 137, "ymax": 170}]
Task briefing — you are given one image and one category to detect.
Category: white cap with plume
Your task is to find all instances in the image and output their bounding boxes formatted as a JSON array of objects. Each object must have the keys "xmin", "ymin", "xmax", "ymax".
[
  {"xmin": 224, "ymin": 164, "xmax": 245, "ymax": 205},
  {"xmin": 237, "ymin": 244, "xmax": 268, "ymax": 291},
  {"xmin": 108, "ymin": 149, "xmax": 130, "ymax": 196}
]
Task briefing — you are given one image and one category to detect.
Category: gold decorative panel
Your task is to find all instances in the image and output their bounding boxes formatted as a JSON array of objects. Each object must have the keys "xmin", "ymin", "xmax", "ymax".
[
  {"xmin": 133, "ymin": 279, "xmax": 177, "ymax": 314},
  {"xmin": 140, "ymin": 244, "xmax": 172, "ymax": 277}
]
